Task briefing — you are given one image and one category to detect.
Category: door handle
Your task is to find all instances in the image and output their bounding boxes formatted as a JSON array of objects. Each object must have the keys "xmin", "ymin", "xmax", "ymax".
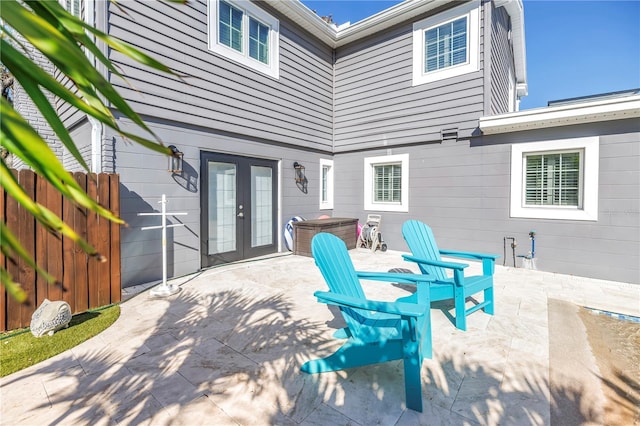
[{"xmin": 237, "ymin": 212, "xmax": 244, "ymax": 218}]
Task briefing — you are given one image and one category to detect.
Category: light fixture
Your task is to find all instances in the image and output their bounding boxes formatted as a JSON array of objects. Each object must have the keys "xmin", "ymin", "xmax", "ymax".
[
  {"xmin": 168, "ymin": 145, "xmax": 183, "ymax": 173},
  {"xmin": 293, "ymin": 161, "xmax": 308, "ymax": 193}
]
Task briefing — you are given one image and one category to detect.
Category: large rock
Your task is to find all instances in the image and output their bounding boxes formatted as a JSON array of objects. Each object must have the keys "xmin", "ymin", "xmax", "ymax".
[{"xmin": 30, "ymin": 299, "xmax": 72, "ymax": 337}]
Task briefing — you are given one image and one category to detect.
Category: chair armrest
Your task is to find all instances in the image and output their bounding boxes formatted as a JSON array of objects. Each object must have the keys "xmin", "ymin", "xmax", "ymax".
[
  {"xmin": 355, "ymin": 271, "xmax": 434, "ymax": 285},
  {"xmin": 402, "ymin": 254, "xmax": 468, "ymax": 270},
  {"xmin": 439, "ymin": 249, "xmax": 500, "ymax": 262},
  {"xmin": 314, "ymin": 291, "xmax": 426, "ymax": 318}
]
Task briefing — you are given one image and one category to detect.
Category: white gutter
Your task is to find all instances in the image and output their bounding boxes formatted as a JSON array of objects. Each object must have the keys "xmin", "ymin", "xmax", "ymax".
[
  {"xmin": 86, "ymin": 0, "xmax": 102, "ymax": 173},
  {"xmin": 479, "ymin": 95, "xmax": 640, "ymax": 134}
]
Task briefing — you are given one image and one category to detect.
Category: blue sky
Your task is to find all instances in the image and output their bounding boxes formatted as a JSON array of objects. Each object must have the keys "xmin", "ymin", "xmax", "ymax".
[{"xmin": 301, "ymin": 1, "xmax": 640, "ymax": 110}]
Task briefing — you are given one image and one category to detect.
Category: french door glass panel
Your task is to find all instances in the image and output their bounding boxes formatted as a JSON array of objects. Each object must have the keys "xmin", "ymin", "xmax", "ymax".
[
  {"xmin": 251, "ymin": 165, "xmax": 273, "ymax": 247},
  {"xmin": 208, "ymin": 161, "xmax": 237, "ymax": 255}
]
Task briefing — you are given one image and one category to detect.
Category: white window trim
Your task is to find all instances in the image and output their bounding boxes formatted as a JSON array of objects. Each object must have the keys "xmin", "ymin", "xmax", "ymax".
[
  {"xmin": 510, "ymin": 137, "xmax": 599, "ymax": 221},
  {"xmin": 364, "ymin": 154, "xmax": 409, "ymax": 212},
  {"xmin": 208, "ymin": 0, "xmax": 280, "ymax": 79},
  {"xmin": 319, "ymin": 158, "xmax": 334, "ymax": 210},
  {"xmin": 412, "ymin": 0, "xmax": 479, "ymax": 86}
]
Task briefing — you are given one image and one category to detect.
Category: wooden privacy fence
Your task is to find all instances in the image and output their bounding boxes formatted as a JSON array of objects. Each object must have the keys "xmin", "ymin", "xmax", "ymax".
[{"xmin": 1, "ymin": 169, "xmax": 121, "ymax": 332}]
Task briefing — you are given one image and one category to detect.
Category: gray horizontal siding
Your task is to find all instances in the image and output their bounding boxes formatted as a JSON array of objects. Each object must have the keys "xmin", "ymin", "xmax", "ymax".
[
  {"xmin": 332, "ymin": 119, "xmax": 639, "ymax": 283},
  {"xmin": 106, "ymin": 0, "xmax": 333, "ymax": 151},
  {"xmin": 112, "ymin": 116, "xmax": 334, "ymax": 286},
  {"xmin": 333, "ymin": 2, "xmax": 486, "ymax": 152},
  {"xmin": 489, "ymin": 4, "xmax": 513, "ymax": 115}
]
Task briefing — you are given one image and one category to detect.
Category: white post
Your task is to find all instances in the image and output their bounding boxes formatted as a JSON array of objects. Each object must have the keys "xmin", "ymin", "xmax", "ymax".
[{"xmin": 138, "ymin": 194, "xmax": 187, "ymax": 297}]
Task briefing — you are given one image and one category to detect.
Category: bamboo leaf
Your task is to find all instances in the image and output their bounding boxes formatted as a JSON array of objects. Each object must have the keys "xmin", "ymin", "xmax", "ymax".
[
  {"xmin": 1, "ymin": 1, "xmax": 160, "ymax": 140},
  {"xmin": 9, "ymin": 68, "xmax": 90, "ymax": 172},
  {"xmin": 0, "ymin": 162, "xmax": 106, "ymax": 259},
  {"xmin": 0, "ymin": 222, "xmax": 56, "ymax": 285},
  {"xmin": 0, "ymin": 100, "xmax": 124, "ymax": 224},
  {"xmin": 0, "ymin": 267, "xmax": 28, "ymax": 304}
]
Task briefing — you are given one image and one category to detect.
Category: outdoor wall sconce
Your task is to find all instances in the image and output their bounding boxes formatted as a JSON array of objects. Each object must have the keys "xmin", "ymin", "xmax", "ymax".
[
  {"xmin": 168, "ymin": 145, "xmax": 183, "ymax": 173},
  {"xmin": 293, "ymin": 161, "xmax": 308, "ymax": 194}
]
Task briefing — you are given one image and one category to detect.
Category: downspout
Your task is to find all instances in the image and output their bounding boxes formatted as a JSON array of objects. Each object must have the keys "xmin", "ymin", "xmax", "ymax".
[
  {"xmin": 89, "ymin": 116, "xmax": 103, "ymax": 173},
  {"xmin": 86, "ymin": 0, "xmax": 103, "ymax": 173}
]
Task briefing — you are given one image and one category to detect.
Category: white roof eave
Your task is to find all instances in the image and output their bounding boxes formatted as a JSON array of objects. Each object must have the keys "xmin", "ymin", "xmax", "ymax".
[{"xmin": 479, "ymin": 95, "xmax": 640, "ymax": 134}]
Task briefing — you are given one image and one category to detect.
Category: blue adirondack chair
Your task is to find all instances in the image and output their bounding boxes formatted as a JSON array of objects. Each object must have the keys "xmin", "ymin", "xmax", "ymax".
[
  {"xmin": 401, "ymin": 220, "xmax": 499, "ymax": 331},
  {"xmin": 301, "ymin": 232, "xmax": 434, "ymax": 412}
]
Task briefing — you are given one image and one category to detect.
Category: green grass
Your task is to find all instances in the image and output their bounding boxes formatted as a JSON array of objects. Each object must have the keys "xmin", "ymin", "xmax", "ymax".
[{"xmin": 0, "ymin": 305, "xmax": 120, "ymax": 377}]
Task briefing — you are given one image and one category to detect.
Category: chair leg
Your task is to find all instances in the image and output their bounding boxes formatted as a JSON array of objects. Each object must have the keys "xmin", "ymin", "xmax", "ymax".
[
  {"xmin": 483, "ymin": 286, "xmax": 494, "ymax": 315},
  {"xmin": 454, "ymin": 286, "xmax": 467, "ymax": 331},
  {"xmin": 402, "ymin": 328, "xmax": 423, "ymax": 412}
]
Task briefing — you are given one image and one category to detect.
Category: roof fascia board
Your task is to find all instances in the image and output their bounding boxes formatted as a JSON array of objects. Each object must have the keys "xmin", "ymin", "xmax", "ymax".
[
  {"xmin": 479, "ymin": 95, "xmax": 640, "ymax": 134},
  {"xmin": 269, "ymin": 0, "xmax": 456, "ymax": 47}
]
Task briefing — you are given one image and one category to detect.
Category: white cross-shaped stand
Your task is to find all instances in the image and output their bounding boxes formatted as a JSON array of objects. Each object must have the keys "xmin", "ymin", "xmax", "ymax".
[{"xmin": 138, "ymin": 194, "xmax": 187, "ymax": 297}]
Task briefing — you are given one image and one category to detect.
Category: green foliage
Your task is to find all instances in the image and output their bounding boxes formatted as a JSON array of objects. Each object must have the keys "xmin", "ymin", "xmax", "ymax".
[
  {"xmin": 0, "ymin": 304, "xmax": 120, "ymax": 377},
  {"xmin": 0, "ymin": 0, "xmax": 184, "ymax": 301}
]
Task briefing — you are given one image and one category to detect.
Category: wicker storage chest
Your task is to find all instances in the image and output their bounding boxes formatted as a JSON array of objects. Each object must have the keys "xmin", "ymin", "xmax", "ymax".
[{"xmin": 293, "ymin": 218, "xmax": 358, "ymax": 257}]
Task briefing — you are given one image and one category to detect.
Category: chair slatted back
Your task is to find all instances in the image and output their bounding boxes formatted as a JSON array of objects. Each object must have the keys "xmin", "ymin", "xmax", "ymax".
[
  {"xmin": 312, "ymin": 233, "xmax": 365, "ymax": 299},
  {"xmin": 402, "ymin": 220, "xmax": 449, "ymax": 281}
]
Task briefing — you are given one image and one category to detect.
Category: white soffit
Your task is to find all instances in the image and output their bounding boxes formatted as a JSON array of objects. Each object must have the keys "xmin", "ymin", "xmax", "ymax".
[{"xmin": 479, "ymin": 95, "xmax": 640, "ymax": 134}]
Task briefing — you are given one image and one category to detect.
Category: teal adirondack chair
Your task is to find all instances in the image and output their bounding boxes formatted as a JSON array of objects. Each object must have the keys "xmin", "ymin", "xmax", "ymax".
[
  {"xmin": 401, "ymin": 220, "xmax": 499, "ymax": 331},
  {"xmin": 301, "ymin": 232, "xmax": 433, "ymax": 412}
]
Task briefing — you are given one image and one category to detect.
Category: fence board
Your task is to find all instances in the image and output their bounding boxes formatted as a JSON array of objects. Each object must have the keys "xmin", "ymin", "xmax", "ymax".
[
  {"xmin": 73, "ymin": 173, "xmax": 89, "ymax": 312},
  {"xmin": 6, "ymin": 170, "xmax": 22, "ymax": 330},
  {"xmin": 110, "ymin": 175, "xmax": 121, "ymax": 304},
  {"xmin": 97, "ymin": 173, "xmax": 110, "ymax": 307},
  {"xmin": 18, "ymin": 170, "xmax": 37, "ymax": 326},
  {"xmin": 62, "ymin": 183, "xmax": 76, "ymax": 312},
  {"xmin": 0, "ymin": 178, "xmax": 6, "ymax": 331},
  {"xmin": 46, "ymin": 178, "xmax": 64, "ymax": 303},
  {"xmin": 1, "ymin": 170, "xmax": 121, "ymax": 331},
  {"xmin": 86, "ymin": 174, "xmax": 99, "ymax": 309}
]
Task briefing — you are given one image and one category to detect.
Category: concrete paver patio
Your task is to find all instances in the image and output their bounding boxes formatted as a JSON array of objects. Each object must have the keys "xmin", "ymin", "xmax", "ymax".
[{"xmin": 1, "ymin": 249, "xmax": 639, "ymax": 425}]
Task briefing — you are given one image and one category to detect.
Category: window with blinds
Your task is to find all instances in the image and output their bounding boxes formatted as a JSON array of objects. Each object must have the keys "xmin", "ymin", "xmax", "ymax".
[
  {"xmin": 524, "ymin": 151, "xmax": 582, "ymax": 207},
  {"xmin": 424, "ymin": 17, "xmax": 467, "ymax": 73},
  {"xmin": 374, "ymin": 164, "xmax": 402, "ymax": 203}
]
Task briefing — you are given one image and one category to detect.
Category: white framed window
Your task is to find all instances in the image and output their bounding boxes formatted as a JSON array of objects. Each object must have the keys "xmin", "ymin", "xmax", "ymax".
[
  {"xmin": 510, "ymin": 137, "xmax": 599, "ymax": 221},
  {"xmin": 412, "ymin": 0, "xmax": 479, "ymax": 86},
  {"xmin": 319, "ymin": 158, "xmax": 334, "ymax": 210},
  {"xmin": 208, "ymin": 0, "xmax": 280, "ymax": 79},
  {"xmin": 60, "ymin": 0, "xmax": 81, "ymax": 18},
  {"xmin": 364, "ymin": 154, "xmax": 409, "ymax": 212}
]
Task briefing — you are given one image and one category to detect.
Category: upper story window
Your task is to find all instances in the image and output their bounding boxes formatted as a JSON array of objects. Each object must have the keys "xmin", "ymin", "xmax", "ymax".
[
  {"xmin": 61, "ymin": 0, "xmax": 81, "ymax": 18},
  {"xmin": 208, "ymin": 0, "xmax": 280, "ymax": 79},
  {"xmin": 364, "ymin": 154, "xmax": 409, "ymax": 212},
  {"xmin": 319, "ymin": 159, "xmax": 334, "ymax": 210},
  {"xmin": 511, "ymin": 137, "xmax": 599, "ymax": 221},
  {"xmin": 412, "ymin": 0, "xmax": 479, "ymax": 86}
]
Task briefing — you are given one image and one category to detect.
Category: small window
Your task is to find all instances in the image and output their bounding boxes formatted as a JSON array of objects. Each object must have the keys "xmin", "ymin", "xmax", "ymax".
[
  {"xmin": 208, "ymin": 0, "xmax": 279, "ymax": 79},
  {"xmin": 413, "ymin": 1, "xmax": 479, "ymax": 86},
  {"xmin": 364, "ymin": 154, "xmax": 409, "ymax": 212},
  {"xmin": 319, "ymin": 159, "xmax": 333, "ymax": 210},
  {"xmin": 511, "ymin": 137, "xmax": 599, "ymax": 221}
]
